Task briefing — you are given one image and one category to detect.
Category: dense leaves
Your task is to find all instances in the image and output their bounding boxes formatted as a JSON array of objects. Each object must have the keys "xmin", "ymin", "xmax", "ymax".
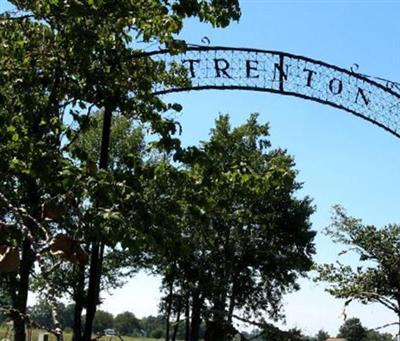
[
  {"xmin": 337, "ymin": 318, "xmax": 394, "ymax": 341},
  {"xmin": 338, "ymin": 318, "xmax": 367, "ymax": 341},
  {"xmin": 113, "ymin": 311, "xmax": 141, "ymax": 336},
  {"xmin": 0, "ymin": 0, "xmax": 241, "ymax": 340},
  {"xmin": 153, "ymin": 114, "xmax": 316, "ymax": 340},
  {"xmin": 92, "ymin": 310, "xmax": 114, "ymax": 334}
]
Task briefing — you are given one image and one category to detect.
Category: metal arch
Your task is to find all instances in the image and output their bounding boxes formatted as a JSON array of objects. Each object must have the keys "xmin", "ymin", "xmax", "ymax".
[{"xmin": 146, "ymin": 46, "xmax": 400, "ymax": 139}]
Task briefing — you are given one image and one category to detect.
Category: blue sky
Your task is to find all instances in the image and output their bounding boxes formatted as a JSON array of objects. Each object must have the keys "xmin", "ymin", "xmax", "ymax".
[
  {"xmin": 2, "ymin": 0, "xmax": 400, "ymax": 337},
  {"xmin": 103, "ymin": 1, "xmax": 400, "ymax": 336}
]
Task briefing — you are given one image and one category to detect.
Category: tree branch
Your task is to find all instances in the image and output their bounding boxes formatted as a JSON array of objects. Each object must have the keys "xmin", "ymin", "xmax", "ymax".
[{"xmin": 0, "ymin": 191, "xmax": 49, "ymax": 242}]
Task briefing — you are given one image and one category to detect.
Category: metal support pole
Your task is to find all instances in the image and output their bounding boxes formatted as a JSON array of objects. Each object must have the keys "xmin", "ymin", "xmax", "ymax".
[{"xmin": 83, "ymin": 105, "xmax": 113, "ymax": 341}]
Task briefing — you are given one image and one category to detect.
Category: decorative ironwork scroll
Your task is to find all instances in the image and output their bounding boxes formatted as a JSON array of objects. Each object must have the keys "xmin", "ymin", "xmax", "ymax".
[{"xmin": 148, "ymin": 46, "xmax": 400, "ymax": 139}]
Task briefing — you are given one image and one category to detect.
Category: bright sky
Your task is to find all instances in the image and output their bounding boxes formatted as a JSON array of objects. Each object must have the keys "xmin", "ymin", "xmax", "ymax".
[{"xmin": 3, "ymin": 0, "xmax": 400, "ymax": 337}]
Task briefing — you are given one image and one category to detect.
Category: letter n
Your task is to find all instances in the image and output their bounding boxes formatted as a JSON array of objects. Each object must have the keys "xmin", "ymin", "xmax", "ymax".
[{"xmin": 355, "ymin": 88, "xmax": 370, "ymax": 106}]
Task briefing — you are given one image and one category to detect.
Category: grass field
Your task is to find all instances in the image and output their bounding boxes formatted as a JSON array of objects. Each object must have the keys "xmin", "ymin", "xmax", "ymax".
[{"xmin": 0, "ymin": 327, "xmax": 160, "ymax": 341}]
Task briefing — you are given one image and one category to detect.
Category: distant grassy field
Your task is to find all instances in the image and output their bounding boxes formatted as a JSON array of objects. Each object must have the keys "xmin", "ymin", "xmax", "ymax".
[{"xmin": 0, "ymin": 327, "xmax": 159, "ymax": 341}]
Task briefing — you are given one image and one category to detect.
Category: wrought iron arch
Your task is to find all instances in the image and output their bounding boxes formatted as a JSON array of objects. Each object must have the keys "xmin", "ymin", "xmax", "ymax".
[{"xmin": 147, "ymin": 46, "xmax": 400, "ymax": 139}]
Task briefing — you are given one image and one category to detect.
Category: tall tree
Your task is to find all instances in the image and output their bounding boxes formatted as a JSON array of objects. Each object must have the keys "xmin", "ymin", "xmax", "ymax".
[
  {"xmin": 0, "ymin": 1, "xmax": 241, "ymax": 340},
  {"xmin": 35, "ymin": 111, "xmax": 169, "ymax": 341},
  {"xmin": 316, "ymin": 206, "xmax": 400, "ymax": 337},
  {"xmin": 154, "ymin": 114, "xmax": 316, "ymax": 341},
  {"xmin": 0, "ymin": 15, "xmax": 73, "ymax": 341}
]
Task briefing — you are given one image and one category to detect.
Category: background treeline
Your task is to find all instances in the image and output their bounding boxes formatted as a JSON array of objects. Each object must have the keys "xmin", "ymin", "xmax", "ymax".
[
  {"xmin": 243, "ymin": 318, "xmax": 394, "ymax": 341},
  {"xmin": 1, "ymin": 303, "xmax": 394, "ymax": 341},
  {"xmin": 0, "ymin": 300, "xmax": 204, "ymax": 340}
]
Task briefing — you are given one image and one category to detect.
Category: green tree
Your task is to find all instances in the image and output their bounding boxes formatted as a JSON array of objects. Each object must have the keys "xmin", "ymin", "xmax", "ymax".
[
  {"xmin": 260, "ymin": 325, "xmax": 305, "ymax": 341},
  {"xmin": 316, "ymin": 206, "xmax": 400, "ymax": 337},
  {"xmin": 338, "ymin": 318, "xmax": 367, "ymax": 341},
  {"xmin": 338, "ymin": 319, "xmax": 395, "ymax": 341},
  {"xmin": 39, "ymin": 112, "xmax": 150, "ymax": 341},
  {"xmin": 365, "ymin": 330, "xmax": 395, "ymax": 341},
  {"xmin": 0, "ymin": 1, "xmax": 241, "ymax": 341},
  {"xmin": 154, "ymin": 114, "xmax": 316, "ymax": 341},
  {"xmin": 140, "ymin": 316, "xmax": 166, "ymax": 339},
  {"xmin": 28, "ymin": 300, "xmax": 72, "ymax": 331},
  {"xmin": 151, "ymin": 328, "xmax": 164, "ymax": 339},
  {"xmin": 113, "ymin": 311, "xmax": 141, "ymax": 336},
  {"xmin": 92, "ymin": 310, "xmax": 114, "ymax": 334},
  {"xmin": 59, "ymin": 304, "xmax": 75, "ymax": 330},
  {"xmin": 0, "ymin": 14, "xmax": 70, "ymax": 340},
  {"xmin": 316, "ymin": 329, "xmax": 330, "ymax": 341},
  {"xmin": 28, "ymin": 301, "xmax": 54, "ymax": 330}
]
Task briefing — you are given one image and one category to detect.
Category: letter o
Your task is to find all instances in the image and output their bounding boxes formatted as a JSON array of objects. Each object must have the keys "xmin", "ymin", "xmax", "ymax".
[{"xmin": 329, "ymin": 78, "xmax": 343, "ymax": 95}]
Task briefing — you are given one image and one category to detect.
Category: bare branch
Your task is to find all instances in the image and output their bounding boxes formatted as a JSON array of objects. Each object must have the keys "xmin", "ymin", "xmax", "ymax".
[
  {"xmin": 0, "ymin": 15, "xmax": 35, "ymax": 21},
  {"xmin": 0, "ymin": 191, "xmax": 49, "ymax": 241},
  {"xmin": 372, "ymin": 321, "xmax": 400, "ymax": 331},
  {"xmin": 0, "ymin": 305, "xmax": 62, "ymax": 337}
]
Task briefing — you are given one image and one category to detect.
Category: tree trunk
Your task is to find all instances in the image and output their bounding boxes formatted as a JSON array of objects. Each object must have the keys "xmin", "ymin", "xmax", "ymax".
[
  {"xmin": 205, "ymin": 320, "xmax": 236, "ymax": 341},
  {"xmin": 398, "ymin": 315, "xmax": 400, "ymax": 341},
  {"xmin": 165, "ymin": 281, "xmax": 174, "ymax": 341},
  {"xmin": 83, "ymin": 106, "xmax": 113, "ymax": 341},
  {"xmin": 171, "ymin": 303, "xmax": 182, "ymax": 341},
  {"xmin": 72, "ymin": 301, "xmax": 83, "ymax": 341},
  {"xmin": 189, "ymin": 291, "xmax": 203, "ymax": 341},
  {"xmin": 184, "ymin": 297, "xmax": 190, "ymax": 341},
  {"xmin": 227, "ymin": 289, "xmax": 236, "ymax": 324},
  {"xmin": 13, "ymin": 238, "xmax": 35, "ymax": 341},
  {"xmin": 50, "ymin": 295, "xmax": 63, "ymax": 341},
  {"xmin": 205, "ymin": 289, "xmax": 229, "ymax": 341},
  {"xmin": 72, "ymin": 265, "xmax": 85, "ymax": 341},
  {"xmin": 12, "ymin": 113, "xmax": 42, "ymax": 341}
]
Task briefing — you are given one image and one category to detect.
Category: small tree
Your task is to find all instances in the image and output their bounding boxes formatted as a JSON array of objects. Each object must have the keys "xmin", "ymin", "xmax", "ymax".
[
  {"xmin": 366, "ymin": 330, "xmax": 395, "ymax": 341},
  {"xmin": 338, "ymin": 318, "xmax": 367, "ymax": 341},
  {"xmin": 93, "ymin": 310, "xmax": 114, "ymax": 334},
  {"xmin": 28, "ymin": 300, "xmax": 73, "ymax": 331},
  {"xmin": 316, "ymin": 329, "xmax": 330, "ymax": 341},
  {"xmin": 28, "ymin": 300, "xmax": 57, "ymax": 330},
  {"xmin": 140, "ymin": 316, "xmax": 166, "ymax": 339},
  {"xmin": 114, "ymin": 311, "xmax": 141, "ymax": 336},
  {"xmin": 316, "ymin": 206, "xmax": 400, "ymax": 337}
]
